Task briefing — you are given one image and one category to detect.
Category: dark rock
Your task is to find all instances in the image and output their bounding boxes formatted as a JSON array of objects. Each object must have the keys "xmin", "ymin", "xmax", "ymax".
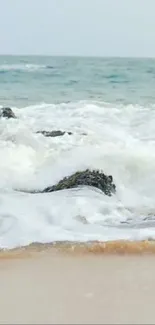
[
  {"xmin": 0, "ymin": 107, "xmax": 16, "ymax": 119},
  {"xmin": 37, "ymin": 130, "xmax": 72, "ymax": 137},
  {"xmin": 42, "ymin": 169, "xmax": 116, "ymax": 196},
  {"xmin": 46, "ymin": 65, "xmax": 54, "ymax": 69}
]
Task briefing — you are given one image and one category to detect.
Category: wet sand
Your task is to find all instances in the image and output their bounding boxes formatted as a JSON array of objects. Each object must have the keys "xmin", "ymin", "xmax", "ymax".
[{"xmin": 0, "ymin": 242, "xmax": 155, "ymax": 324}]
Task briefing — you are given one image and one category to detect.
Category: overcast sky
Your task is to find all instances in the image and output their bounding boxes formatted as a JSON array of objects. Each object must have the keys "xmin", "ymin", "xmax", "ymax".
[{"xmin": 0, "ymin": 0, "xmax": 155, "ymax": 57}]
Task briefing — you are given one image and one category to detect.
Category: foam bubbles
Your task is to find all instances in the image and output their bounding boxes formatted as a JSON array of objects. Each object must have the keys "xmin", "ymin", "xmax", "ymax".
[{"xmin": 0, "ymin": 101, "xmax": 155, "ymax": 248}]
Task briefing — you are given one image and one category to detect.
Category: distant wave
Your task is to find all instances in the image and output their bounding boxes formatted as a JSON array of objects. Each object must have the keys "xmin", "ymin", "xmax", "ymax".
[{"xmin": 0, "ymin": 64, "xmax": 54, "ymax": 72}]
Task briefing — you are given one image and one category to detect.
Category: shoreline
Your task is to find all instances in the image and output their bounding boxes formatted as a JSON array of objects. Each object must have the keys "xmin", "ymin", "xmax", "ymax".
[{"xmin": 1, "ymin": 240, "xmax": 155, "ymax": 259}]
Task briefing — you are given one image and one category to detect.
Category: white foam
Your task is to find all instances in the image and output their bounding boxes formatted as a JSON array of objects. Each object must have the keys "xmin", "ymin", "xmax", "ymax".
[
  {"xmin": 0, "ymin": 101, "xmax": 155, "ymax": 249},
  {"xmin": 0, "ymin": 64, "xmax": 46, "ymax": 72}
]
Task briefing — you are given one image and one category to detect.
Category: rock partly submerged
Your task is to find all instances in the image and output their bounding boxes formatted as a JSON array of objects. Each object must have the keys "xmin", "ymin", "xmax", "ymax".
[
  {"xmin": 43, "ymin": 169, "xmax": 116, "ymax": 196},
  {"xmin": 23, "ymin": 169, "xmax": 116, "ymax": 196},
  {"xmin": 0, "ymin": 107, "xmax": 16, "ymax": 119},
  {"xmin": 36, "ymin": 130, "xmax": 72, "ymax": 137}
]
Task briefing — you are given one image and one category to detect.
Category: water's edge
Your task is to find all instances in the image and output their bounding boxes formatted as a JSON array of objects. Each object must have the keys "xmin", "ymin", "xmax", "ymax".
[{"xmin": 1, "ymin": 240, "xmax": 155, "ymax": 259}]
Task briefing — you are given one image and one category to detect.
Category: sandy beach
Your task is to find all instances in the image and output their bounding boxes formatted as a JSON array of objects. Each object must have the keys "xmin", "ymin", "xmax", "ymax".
[{"xmin": 0, "ymin": 242, "xmax": 155, "ymax": 324}]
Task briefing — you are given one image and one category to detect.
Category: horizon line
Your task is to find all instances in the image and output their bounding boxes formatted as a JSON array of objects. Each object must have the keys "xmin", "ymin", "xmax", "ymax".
[{"xmin": 0, "ymin": 54, "xmax": 155, "ymax": 59}]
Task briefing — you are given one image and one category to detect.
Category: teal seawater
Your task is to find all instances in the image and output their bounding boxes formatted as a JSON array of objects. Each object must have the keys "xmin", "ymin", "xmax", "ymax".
[{"xmin": 0, "ymin": 56, "xmax": 155, "ymax": 106}]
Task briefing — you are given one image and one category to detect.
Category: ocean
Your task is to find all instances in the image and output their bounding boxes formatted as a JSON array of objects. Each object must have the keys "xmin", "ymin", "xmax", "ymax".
[{"xmin": 0, "ymin": 55, "xmax": 155, "ymax": 249}]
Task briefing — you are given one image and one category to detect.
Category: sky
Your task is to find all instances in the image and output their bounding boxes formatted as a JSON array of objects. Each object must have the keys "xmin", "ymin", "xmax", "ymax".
[{"xmin": 0, "ymin": 0, "xmax": 155, "ymax": 57}]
